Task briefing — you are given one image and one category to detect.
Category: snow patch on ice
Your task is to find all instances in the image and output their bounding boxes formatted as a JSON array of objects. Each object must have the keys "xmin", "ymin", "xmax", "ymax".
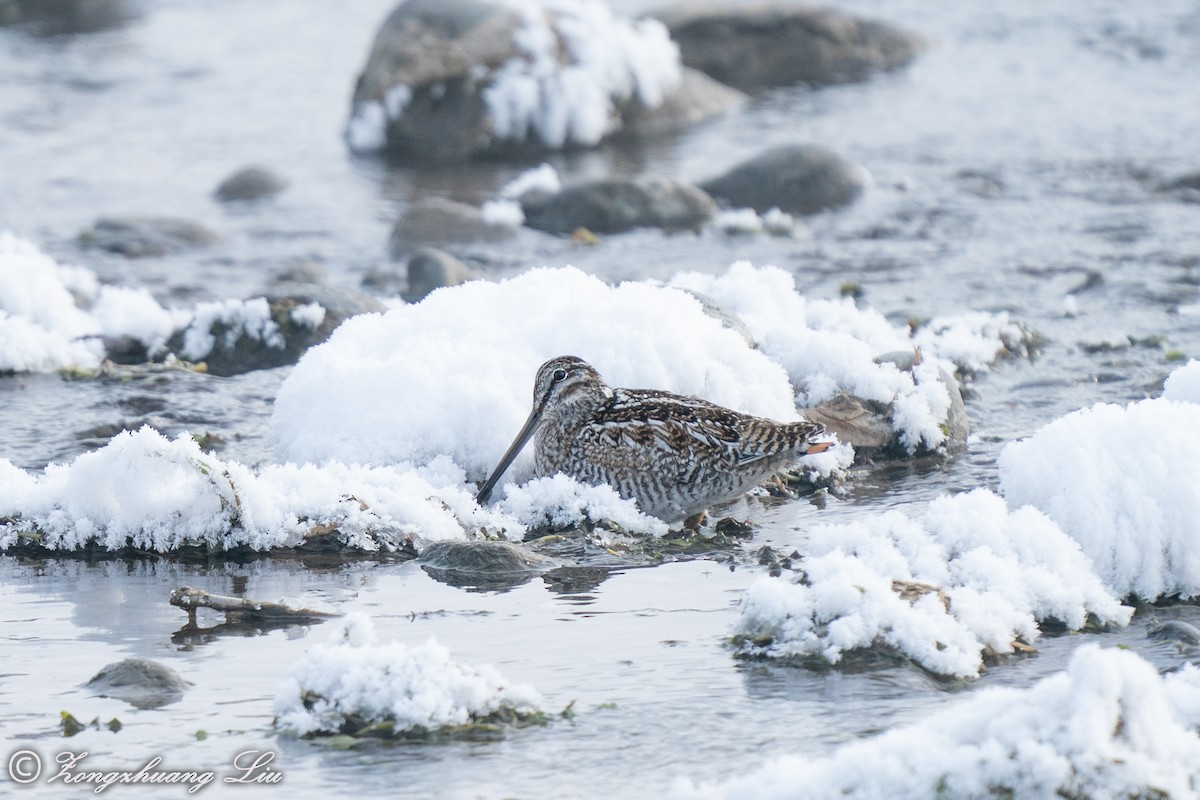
[
  {"xmin": 676, "ymin": 645, "xmax": 1200, "ymax": 800},
  {"xmin": 734, "ymin": 490, "xmax": 1130, "ymax": 677},
  {"xmin": 275, "ymin": 614, "xmax": 545, "ymax": 737}
]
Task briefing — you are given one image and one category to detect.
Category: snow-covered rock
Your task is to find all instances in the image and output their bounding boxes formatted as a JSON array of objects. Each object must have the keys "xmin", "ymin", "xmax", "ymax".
[
  {"xmin": 676, "ymin": 645, "xmax": 1200, "ymax": 800},
  {"xmin": 734, "ymin": 490, "xmax": 1130, "ymax": 678},
  {"xmin": 275, "ymin": 614, "xmax": 546, "ymax": 737}
]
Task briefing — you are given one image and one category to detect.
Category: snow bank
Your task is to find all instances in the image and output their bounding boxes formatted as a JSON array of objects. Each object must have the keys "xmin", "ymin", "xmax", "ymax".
[
  {"xmin": 270, "ymin": 266, "xmax": 800, "ymax": 482},
  {"xmin": 670, "ymin": 263, "xmax": 1026, "ymax": 451},
  {"xmin": 999, "ymin": 377, "xmax": 1200, "ymax": 600},
  {"xmin": 676, "ymin": 645, "xmax": 1200, "ymax": 800},
  {"xmin": 0, "ymin": 427, "xmax": 527, "ymax": 553},
  {"xmin": 275, "ymin": 614, "xmax": 545, "ymax": 737},
  {"xmin": 734, "ymin": 490, "xmax": 1130, "ymax": 677}
]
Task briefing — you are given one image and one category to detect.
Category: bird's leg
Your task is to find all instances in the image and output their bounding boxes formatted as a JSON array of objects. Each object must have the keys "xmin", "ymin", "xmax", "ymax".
[{"xmin": 681, "ymin": 511, "xmax": 707, "ymax": 533}]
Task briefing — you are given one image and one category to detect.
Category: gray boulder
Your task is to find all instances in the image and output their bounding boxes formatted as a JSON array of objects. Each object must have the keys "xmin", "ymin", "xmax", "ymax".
[
  {"xmin": 405, "ymin": 247, "xmax": 479, "ymax": 302},
  {"xmin": 655, "ymin": 3, "xmax": 924, "ymax": 91},
  {"xmin": 700, "ymin": 144, "xmax": 869, "ymax": 215},
  {"xmin": 85, "ymin": 659, "xmax": 190, "ymax": 710},
  {"xmin": 521, "ymin": 176, "xmax": 716, "ymax": 235},
  {"xmin": 78, "ymin": 216, "xmax": 219, "ymax": 258},
  {"xmin": 347, "ymin": 0, "xmax": 740, "ymax": 160},
  {"xmin": 0, "ymin": 0, "xmax": 135, "ymax": 35},
  {"xmin": 214, "ymin": 165, "xmax": 290, "ymax": 202},
  {"xmin": 619, "ymin": 67, "xmax": 747, "ymax": 137},
  {"xmin": 388, "ymin": 197, "xmax": 517, "ymax": 259},
  {"xmin": 418, "ymin": 540, "xmax": 559, "ymax": 591}
]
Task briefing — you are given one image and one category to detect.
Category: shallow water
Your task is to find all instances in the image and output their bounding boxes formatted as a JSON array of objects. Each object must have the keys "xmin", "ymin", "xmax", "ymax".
[{"xmin": 2, "ymin": 0, "xmax": 1200, "ymax": 797}]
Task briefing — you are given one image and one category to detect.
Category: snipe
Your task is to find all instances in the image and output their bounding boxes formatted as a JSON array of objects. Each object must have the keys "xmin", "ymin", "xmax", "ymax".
[{"xmin": 476, "ymin": 356, "xmax": 831, "ymax": 525}]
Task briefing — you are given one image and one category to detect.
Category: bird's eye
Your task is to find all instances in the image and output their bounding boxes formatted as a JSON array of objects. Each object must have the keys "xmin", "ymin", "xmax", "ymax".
[{"xmin": 552, "ymin": 368, "xmax": 567, "ymax": 381}]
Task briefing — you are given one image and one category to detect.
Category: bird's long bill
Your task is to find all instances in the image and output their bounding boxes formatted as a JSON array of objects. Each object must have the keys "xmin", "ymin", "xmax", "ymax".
[{"xmin": 475, "ymin": 403, "xmax": 544, "ymax": 505}]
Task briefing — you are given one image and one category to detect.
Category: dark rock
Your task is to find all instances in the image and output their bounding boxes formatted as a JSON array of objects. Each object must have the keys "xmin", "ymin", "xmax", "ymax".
[
  {"xmin": 655, "ymin": 3, "xmax": 924, "ymax": 91},
  {"xmin": 78, "ymin": 216, "xmax": 219, "ymax": 258},
  {"xmin": 418, "ymin": 540, "xmax": 559, "ymax": 591},
  {"xmin": 405, "ymin": 247, "xmax": 479, "ymax": 302},
  {"xmin": 167, "ymin": 284, "xmax": 384, "ymax": 377},
  {"xmin": 214, "ymin": 165, "xmax": 290, "ymax": 202},
  {"xmin": 388, "ymin": 197, "xmax": 516, "ymax": 259},
  {"xmin": 700, "ymin": 144, "xmax": 869, "ymax": 215},
  {"xmin": 419, "ymin": 540, "xmax": 558, "ymax": 573},
  {"xmin": 0, "ymin": 0, "xmax": 135, "ymax": 35},
  {"xmin": 1148, "ymin": 619, "xmax": 1200, "ymax": 645},
  {"xmin": 347, "ymin": 0, "xmax": 738, "ymax": 160},
  {"xmin": 85, "ymin": 659, "xmax": 190, "ymax": 710},
  {"xmin": 521, "ymin": 176, "xmax": 716, "ymax": 235}
]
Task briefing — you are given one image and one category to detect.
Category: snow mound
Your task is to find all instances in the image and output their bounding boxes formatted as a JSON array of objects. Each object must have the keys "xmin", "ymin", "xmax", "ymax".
[
  {"xmin": 269, "ymin": 266, "xmax": 801, "ymax": 482},
  {"xmin": 275, "ymin": 614, "xmax": 546, "ymax": 737},
  {"xmin": 999, "ymin": 384, "xmax": 1200, "ymax": 600},
  {"xmin": 669, "ymin": 263, "xmax": 1026, "ymax": 452},
  {"xmin": 1163, "ymin": 358, "xmax": 1200, "ymax": 402},
  {"xmin": 734, "ymin": 490, "xmax": 1130, "ymax": 677},
  {"xmin": 676, "ymin": 645, "xmax": 1200, "ymax": 800},
  {"xmin": 0, "ymin": 427, "xmax": 525, "ymax": 553}
]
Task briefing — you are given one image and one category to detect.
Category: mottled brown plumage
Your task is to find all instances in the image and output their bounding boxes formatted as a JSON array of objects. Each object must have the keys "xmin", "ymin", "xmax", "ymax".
[{"xmin": 476, "ymin": 356, "xmax": 830, "ymax": 523}]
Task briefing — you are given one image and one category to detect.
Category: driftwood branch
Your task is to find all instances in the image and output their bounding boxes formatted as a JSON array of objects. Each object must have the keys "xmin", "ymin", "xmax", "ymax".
[{"xmin": 169, "ymin": 586, "xmax": 338, "ymax": 624}]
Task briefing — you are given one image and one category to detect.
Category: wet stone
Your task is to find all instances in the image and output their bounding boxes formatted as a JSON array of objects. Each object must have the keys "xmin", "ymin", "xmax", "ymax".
[
  {"xmin": 521, "ymin": 176, "xmax": 716, "ymax": 235},
  {"xmin": 655, "ymin": 3, "xmax": 924, "ymax": 91},
  {"xmin": 405, "ymin": 247, "xmax": 480, "ymax": 302},
  {"xmin": 78, "ymin": 216, "xmax": 219, "ymax": 258},
  {"xmin": 0, "ymin": 0, "xmax": 135, "ymax": 35},
  {"xmin": 85, "ymin": 658, "xmax": 190, "ymax": 710},
  {"xmin": 389, "ymin": 198, "xmax": 517, "ymax": 259},
  {"xmin": 700, "ymin": 144, "xmax": 869, "ymax": 215},
  {"xmin": 214, "ymin": 165, "xmax": 290, "ymax": 202},
  {"xmin": 418, "ymin": 540, "xmax": 559, "ymax": 575},
  {"xmin": 1148, "ymin": 619, "xmax": 1200, "ymax": 645}
]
